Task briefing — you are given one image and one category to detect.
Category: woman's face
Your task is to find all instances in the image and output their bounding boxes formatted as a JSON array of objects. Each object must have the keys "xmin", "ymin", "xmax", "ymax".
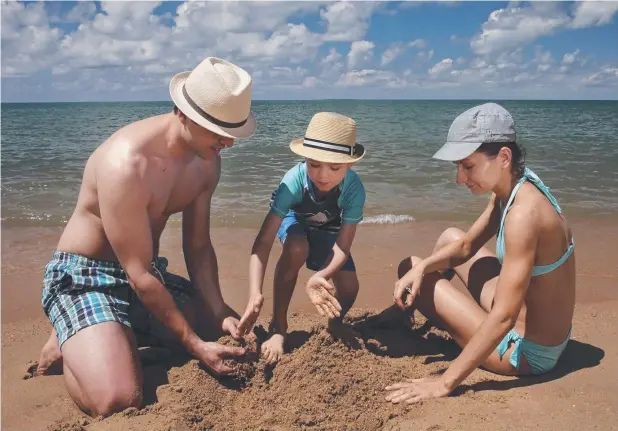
[{"xmin": 454, "ymin": 149, "xmax": 509, "ymax": 195}]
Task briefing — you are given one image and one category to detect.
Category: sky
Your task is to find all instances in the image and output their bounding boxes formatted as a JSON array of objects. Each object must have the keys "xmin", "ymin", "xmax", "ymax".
[{"xmin": 2, "ymin": 0, "xmax": 618, "ymax": 102}]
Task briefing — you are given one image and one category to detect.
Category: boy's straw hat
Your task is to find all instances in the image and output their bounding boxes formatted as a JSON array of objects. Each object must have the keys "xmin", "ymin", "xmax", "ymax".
[
  {"xmin": 169, "ymin": 57, "xmax": 256, "ymax": 139},
  {"xmin": 290, "ymin": 112, "xmax": 365, "ymax": 164}
]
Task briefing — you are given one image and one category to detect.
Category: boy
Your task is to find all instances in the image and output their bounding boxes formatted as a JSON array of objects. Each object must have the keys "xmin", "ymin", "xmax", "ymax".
[{"xmin": 237, "ymin": 112, "xmax": 366, "ymax": 363}]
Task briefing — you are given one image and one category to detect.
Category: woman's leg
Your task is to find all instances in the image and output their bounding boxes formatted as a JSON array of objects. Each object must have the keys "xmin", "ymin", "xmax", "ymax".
[
  {"xmin": 430, "ymin": 227, "xmax": 501, "ymax": 312},
  {"xmin": 398, "ymin": 255, "xmax": 530, "ymax": 375},
  {"xmin": 261, "ymin": 234, "xmax": 309, "ymax": 363}
]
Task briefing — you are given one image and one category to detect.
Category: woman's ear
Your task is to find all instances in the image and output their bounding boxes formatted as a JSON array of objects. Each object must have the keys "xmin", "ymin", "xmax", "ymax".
[{"xmin": 499, "ymin": 146, "xmax": 513, "ymax": 169}]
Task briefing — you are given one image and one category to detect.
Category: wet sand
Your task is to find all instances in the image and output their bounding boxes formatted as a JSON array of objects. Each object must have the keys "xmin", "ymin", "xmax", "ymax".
[{"xmin": 2, "ymin": 221, "xmax": 617, "ymax": 430}]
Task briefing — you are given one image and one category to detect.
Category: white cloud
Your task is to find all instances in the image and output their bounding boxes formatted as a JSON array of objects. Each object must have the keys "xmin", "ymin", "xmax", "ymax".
[
  {"xmin": 347, "ymin": 40, "xmax": 375, "ymax": 69},
  {"xmin": 321, "ymin": 2, "xmax": 378, "ymax": 42},
  {"xmin": 408, "ymin": 38, "xmax": 427, "ymax": 49},
  {"xmin": 570, "ymin": 2, "xmax": 618, "ymax": 29},
  {"xmin": 562, "ymin": 49, "xmax": 580, "ymax": 65},
  {"xmin": 471, "ymin": 3, "xmax": 569, "ymax": 56},
  {"xmin": 302, "ymin": 76, "xmax": 321, "ymax": 88},
  {"xmin": 429, "ymin": 58, "xmax": 454, "ymax": 75},
  {"xmin": 1, "ymin": 1, "xmax": 63, "ymax": 77},
  {"xmin": 583, "ymin": 68, "xmax": 618, "ymax": 86},
  {"xmin": 321, "ymin": 48, "xmax": 342, "ymax": 65},
  {"xmin": 335, "ymin": 69, "xmax": 401, "ymax": 87},
  {"xmin": 381, "ymin": 43, "xmax": 405, "ymax": 66}
]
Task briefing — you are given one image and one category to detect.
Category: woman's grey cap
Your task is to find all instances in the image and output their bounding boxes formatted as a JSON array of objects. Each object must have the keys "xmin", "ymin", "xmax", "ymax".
[{"xmin": 432, "ymin": 103, "xmax": 516, "ymax": 161}]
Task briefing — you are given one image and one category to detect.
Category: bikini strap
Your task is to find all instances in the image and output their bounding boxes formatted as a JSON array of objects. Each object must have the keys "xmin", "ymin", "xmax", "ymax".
[
  {"xmin": 522, "ymin": 168, "xmax": 563, "ymax": 214},
  {"xmin": 499, "ymin": 174, "xmax": 527, "ymax": 233}
]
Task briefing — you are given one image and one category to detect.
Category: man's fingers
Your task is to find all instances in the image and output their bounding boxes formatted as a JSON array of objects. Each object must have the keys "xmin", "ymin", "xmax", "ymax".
[
  {"xmin": 221, "ymin": 345, "xmax": 246, "ymax": 357},
  {"xmin": 216, "ymin": 363, "xmax": 236, "ymax": 376}
]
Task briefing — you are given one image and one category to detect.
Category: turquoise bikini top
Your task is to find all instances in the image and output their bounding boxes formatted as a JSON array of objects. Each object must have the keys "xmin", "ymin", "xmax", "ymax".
[{"xmin": 496, "ymin": 168, "xmax": 574, "ymax": 276}]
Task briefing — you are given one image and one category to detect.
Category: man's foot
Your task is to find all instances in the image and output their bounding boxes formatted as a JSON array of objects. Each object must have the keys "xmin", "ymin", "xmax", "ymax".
[
  {"xmin": 261, "ymin": 333, "xmax": 285, "ymax": 364},
  {"xmin": 35, "ymin": 333, "xmax": 63, "ymax": 376}
]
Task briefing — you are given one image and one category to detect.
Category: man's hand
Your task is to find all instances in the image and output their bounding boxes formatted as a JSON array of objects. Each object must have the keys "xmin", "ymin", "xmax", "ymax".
[
  {"xmin": 305, "ymin": 275, "xmax": 342, "ymax": 319},
  {"xmin": 191, "ymin": 340, "xmax": 246, "ymax": 376},
  {"xmin": 237, "ymin": 293, "xmax": 265, "ymax": 337}
]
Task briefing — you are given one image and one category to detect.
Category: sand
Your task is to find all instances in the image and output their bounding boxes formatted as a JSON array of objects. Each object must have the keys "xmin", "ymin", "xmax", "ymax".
[{"xmin": 2, "ymin": 222, "xmax": 618, "ymax": 430}]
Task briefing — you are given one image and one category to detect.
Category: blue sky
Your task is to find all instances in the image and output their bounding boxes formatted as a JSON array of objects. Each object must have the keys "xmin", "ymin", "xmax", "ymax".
[{"xmin": 2, "ymin": 1, "xmax": 617, "ymax": 102}]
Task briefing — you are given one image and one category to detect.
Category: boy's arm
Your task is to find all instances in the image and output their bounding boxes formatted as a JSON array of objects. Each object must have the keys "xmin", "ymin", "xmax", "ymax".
[
  {"xmin": 314, "ymin": 223, "xmax": 357, "ymax": 280},
  {"xmin": 237, "ymin": 212, "xmax": 282, "ymax": 336}
]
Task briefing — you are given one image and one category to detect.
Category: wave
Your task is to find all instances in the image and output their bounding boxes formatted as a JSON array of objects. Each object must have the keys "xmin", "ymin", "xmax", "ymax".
[{"xmin": 360, "ymin": 214, "xmax": 415, "ymax": 225}]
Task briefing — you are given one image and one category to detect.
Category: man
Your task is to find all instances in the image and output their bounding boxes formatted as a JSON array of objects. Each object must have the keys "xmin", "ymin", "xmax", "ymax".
[{"xmin": 35, "ymin": 57, "xmax": 257, "ymax": 417}]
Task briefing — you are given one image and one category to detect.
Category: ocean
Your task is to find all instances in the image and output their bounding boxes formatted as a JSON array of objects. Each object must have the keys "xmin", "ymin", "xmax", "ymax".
[{"xmin": 2, "ymin": 100, "xmax": 617, "ymax": 228}]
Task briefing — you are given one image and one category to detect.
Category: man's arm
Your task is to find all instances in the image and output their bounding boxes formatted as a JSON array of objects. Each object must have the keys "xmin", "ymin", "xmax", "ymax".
[
  {"xmin": 97, "ymin": 157, "xmax": 200, "ymax": 352},
  {"xmin": 182, "ymin": 158, "xmax": 236, "ymax": 330},
  {"xmin": 441, "ymin": 206, "xmax": 538, "ymax": 390}
]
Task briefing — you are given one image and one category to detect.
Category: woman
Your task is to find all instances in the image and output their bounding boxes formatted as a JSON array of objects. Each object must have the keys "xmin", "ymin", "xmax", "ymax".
[{"xmin": 385, "ymin": 103, "xmax": 575, "ymax": 404}]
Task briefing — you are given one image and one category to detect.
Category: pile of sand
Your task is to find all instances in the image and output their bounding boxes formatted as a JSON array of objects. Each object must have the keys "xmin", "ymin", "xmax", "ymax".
[{"xmin": 50, "ymin": 310, "xmax": 461, "ymax": 431}]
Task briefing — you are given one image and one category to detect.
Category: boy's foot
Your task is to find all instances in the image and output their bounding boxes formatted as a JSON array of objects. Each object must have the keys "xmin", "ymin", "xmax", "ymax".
[
  {"xmin": 261, "ymin": 333, "xmax": 285, "ymax": 364},
  {"xmin": 35, "ymin": 334, "xmax": 63, "ymax": 376}
]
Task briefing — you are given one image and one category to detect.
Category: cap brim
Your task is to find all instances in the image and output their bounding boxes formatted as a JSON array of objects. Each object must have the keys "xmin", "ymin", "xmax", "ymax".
[
  {"xmin": 289, "ymin": 139, "xmax": 365, "ymax": 164},
  {"xmin": 432, "ymin": 141, "xmax": 483, "ymax": 161},
  {"xmin": 169, "ymin": 72, "xmax": 256, "ymax": 139}
]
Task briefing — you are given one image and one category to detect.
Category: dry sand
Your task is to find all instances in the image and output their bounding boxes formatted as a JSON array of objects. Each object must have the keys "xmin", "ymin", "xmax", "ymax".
[{"xmin": 2, "ymin": 222, "xmax": 617, "ymax": 430}]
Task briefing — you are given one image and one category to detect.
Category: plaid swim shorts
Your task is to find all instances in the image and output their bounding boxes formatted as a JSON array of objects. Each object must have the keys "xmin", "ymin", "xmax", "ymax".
[{"xmin": 42, "ymin": 251, "xmax": 194, "ymax": 347}]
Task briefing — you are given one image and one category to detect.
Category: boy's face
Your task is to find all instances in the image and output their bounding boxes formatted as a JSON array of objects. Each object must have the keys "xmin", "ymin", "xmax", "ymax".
[{"xmin": 306, "ymin": 158, "xmax": 351, "ymax": 193}]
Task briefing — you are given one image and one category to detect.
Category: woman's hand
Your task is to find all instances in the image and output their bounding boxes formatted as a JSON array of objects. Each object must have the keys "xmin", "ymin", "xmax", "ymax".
[
  {"xmin": 385, "ymin": 376, "xmax": 452, "ymax": 404},
  {"xmin": 393, "ymin": 264, "xmax": 424, "ymax": 310}
]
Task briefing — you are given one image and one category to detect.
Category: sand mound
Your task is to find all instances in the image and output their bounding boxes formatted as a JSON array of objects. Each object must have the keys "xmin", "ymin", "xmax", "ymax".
[{"xmin": 50, "ymin": 309, "xmax": 460, "ymax": 431}]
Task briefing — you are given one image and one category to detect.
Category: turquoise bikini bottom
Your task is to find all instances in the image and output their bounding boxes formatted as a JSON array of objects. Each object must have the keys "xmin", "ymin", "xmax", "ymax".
[{"xmin": 497, "ymin": 327, "xmax": 571, "ymax": 375}]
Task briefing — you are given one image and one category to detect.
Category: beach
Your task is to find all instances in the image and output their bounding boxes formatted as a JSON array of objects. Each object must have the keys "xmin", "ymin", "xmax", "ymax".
[
  {"xmin": 2, "ymin": 221, "xmax": 618, "ymax": 430},
  {"xmin": 2, "ymin": 99, "xmax": 618, "ymax": 430}
]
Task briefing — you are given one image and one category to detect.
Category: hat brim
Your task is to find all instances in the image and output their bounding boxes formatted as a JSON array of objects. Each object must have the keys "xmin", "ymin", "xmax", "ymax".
[
  {"xmin": 289, "ymin": 138, "xmax": 365, "ymax": 164},
  {"xmin": 169, "ymin": 71, "xmax": 256, "ymax": 139},
  {"xmin": 432, "ymin": 141, "xmax": 483, "ymax": 161}
]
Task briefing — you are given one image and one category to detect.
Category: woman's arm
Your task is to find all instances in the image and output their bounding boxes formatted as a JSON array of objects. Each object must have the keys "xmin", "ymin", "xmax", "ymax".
[
  {"xmin": 441, "ymin": 205, "xmax": 538, "ymax": 389},
  {"xmin": 387, "ymin": 205, "xmax": 538, "ymax": 404},
  {"xmin": 394, "ymin": 194, "xmax": 501, "ymax": 309}
]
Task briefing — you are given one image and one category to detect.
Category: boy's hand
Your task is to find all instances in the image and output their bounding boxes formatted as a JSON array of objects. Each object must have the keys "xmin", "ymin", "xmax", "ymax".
[
  {"xmin": 305, "ymin": 275, "xmax": 342, "ymax": 319},
  {"xmin": 238, "ymin": 293, "xmax": 265, "ymax": 337}
]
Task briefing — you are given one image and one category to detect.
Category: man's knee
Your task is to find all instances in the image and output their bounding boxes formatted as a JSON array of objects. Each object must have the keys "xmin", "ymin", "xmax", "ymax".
[{"xmin": 89, "ymin": 385, "xmax": 142, "ymax": 417}]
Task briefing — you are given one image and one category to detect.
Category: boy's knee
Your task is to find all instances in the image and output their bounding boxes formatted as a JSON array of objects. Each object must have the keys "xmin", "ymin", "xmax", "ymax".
[
  {"xmin": 89, "ymin": 385, "xmax": 142, "ymax": 417},
  {"xmin": 283, "ymin": 237, "xmax": 309, "ymax": 266}
]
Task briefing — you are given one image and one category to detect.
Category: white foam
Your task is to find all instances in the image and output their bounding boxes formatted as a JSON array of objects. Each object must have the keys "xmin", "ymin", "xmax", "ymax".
[{"xmin": 360, "ymin": 214, "xmax": 415, "ymax": 225}]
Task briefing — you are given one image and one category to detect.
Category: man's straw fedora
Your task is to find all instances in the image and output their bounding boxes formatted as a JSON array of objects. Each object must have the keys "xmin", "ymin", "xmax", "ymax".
[
  {"xmin": 290, "ymin": 112, "xmax": 365, "ymax": 163},
  {"xmin": 169, "ymin": 57, "xmax": 256, "ymax": 139}
]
